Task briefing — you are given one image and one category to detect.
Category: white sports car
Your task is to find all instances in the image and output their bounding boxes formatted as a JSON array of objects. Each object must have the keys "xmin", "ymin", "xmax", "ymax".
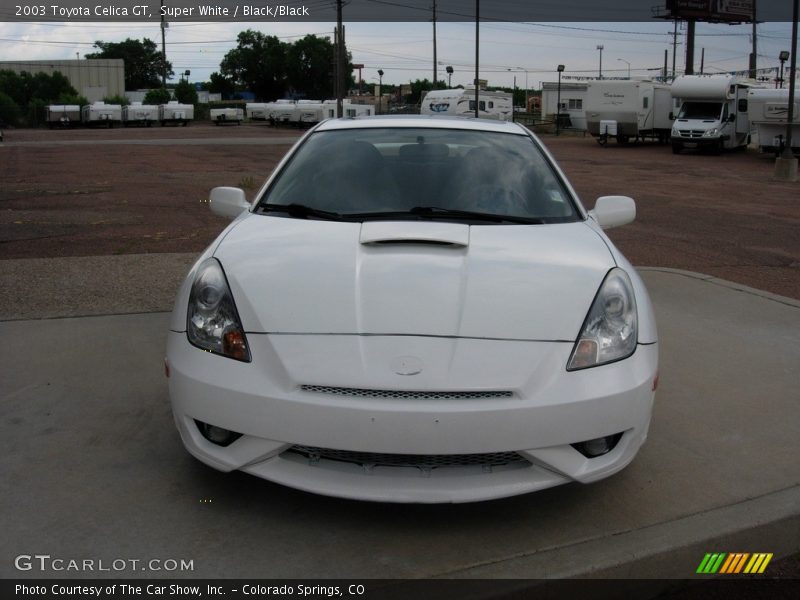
[{"xmin": 166, "ymin": 116, "xmax": 658, "ymax": 503}]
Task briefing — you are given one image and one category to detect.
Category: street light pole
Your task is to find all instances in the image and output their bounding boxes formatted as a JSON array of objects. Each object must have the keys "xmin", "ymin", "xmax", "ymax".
[
  {"xmin": 779, "ymin": 51, "xmax": 789, "ymax": 89},
  {"xmin": 377, "ymin": 69, "xmax": 383, "ymax": 115},
  {"xmin": 596, "ymin": 45, "xmax": 604, "ymax": 79},
  {"xmin": 617, "ymin": 58, "xmax": 630, "ymax": 79},
  {"xmin": 556, "ymin": 64, "xmax": 565, "ymax": 136}
]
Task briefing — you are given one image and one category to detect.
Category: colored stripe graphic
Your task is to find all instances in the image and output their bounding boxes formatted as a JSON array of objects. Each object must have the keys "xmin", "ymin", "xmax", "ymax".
[{"xmin": 698, "ymin": 552, "xmax": 773, "ymax": 574}]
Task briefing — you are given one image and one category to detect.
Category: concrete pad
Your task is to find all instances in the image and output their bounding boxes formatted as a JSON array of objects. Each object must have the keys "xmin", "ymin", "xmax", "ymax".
[{"xmin": 0, "ymin": 269, "xmax": 798, "ymax": 579}]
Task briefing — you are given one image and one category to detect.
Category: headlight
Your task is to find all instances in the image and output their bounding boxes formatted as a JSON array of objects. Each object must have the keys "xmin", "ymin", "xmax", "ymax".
[
  {"xmin": 567, "ymin": 268, "xmax": 637, "ymax": 370},
  {"xmin": 702, "ymin": 128, "xmax": 719, "ymax": 137},
  {"xmin": 187, "ymin": 258, "xmax": 251, "ymax": 362}
]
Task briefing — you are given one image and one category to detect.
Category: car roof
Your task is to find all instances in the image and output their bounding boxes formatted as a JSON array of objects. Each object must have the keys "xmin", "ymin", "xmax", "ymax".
[{"xmin": 314, "ymin": 115, "xmax": 531, "ymax": 135}]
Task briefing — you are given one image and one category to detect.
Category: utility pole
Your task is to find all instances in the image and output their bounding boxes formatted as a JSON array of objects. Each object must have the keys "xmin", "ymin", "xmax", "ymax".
[
  {"xmin": 672, "ymin": 19, "xmax": 678, "ymax": 79},
  {"xmin": 336, "ymin": 0, "xmax": 344, "ymax": 118},
  {"xmin": 596, "ymin": 45, "xmax": 604, "ymax": 79},
  {"xmin": 160, "ymin": 0, "xmax": 167, "ymax": 87},
  {"xmin": 749, "ymin": 0, "xmax": 758, "ymax": 79},
  {"xmin": 432, "ymin": 1, "xmax": 437, "ymax": 86},
  {"xmin": 685, "ymin": 19, "xmax": 695, "ymax": 75},
  {"xmin": 474, "ymin": 0, "xmax": 479, "ymax": 118},
  {"xmin": 700, "ymin": 48, "xmax": 704, "ymax": 74}
]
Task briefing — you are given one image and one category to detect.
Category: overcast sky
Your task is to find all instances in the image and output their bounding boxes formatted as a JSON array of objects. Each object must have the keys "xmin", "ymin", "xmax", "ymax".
[{"xmin": 0, "ymin": 18, "xmax": 794, "ymax": 90}]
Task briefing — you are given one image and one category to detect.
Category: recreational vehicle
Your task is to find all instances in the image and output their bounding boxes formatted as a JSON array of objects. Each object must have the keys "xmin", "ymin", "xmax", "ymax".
[
  {"xmin": 46, "ymin": 104, "xmax": 80, "ymax": 128},
  {"xmin": 159, "ymin": 101, "xmax": 194, "ymax": 126},
  {"xmin": 670, "ymin": 74, "xmax": 759, "ymax": 153},
  {"xmin": 421, "ymin": 88, "xmax": 512, "ymax": 120},
  {"xmin": 585, "ymin": 80, "xmax": 673, "ymax": 145},
  {"xmin": 246, "ymin": 103, "xmax": 270, "ymax": 120},
  {"xmin": 747, "ymin": 88, "xmax": 800, "ymax": 155},
  {"xmin": 122, "ymin": 102, "xmax": 158, "ymax": 127},
  {"xmin": 81, "ymin": 102, "xmax": 122, "ymax": 127},
  {"xmin": 210, "ymin": 107, "xmax": 243, "ymax": 125}
]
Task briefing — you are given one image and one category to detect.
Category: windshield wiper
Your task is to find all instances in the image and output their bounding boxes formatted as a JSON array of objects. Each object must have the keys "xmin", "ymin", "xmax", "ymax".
[
  {"xmin": 261, "ymin": 203, "xmax": 344, "ymax": 221},
  {"xmin": 408, "ymin": 206, "xmax": 545, "ymax": 224}
]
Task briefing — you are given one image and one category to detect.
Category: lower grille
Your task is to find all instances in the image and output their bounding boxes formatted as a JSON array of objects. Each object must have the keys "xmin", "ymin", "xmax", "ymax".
[
  {"xmin": 285, "ymin": 445, "xmax": 530, "ymax": 470},
  {"xmin": 301, "ymin": 385, "xmax": 513, "ymax": 401}
]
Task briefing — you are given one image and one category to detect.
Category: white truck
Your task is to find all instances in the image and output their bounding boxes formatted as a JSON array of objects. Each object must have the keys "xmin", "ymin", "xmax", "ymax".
[
  {"xmin": 46, "ymin": 104, "xmax": 81, "ymax": 128},
  {"xmin": 210, "ymin": 107, "xmax": 244, "ymax": 125},
  {"xmin": 746, "ymin": 88, "xmax": 800, "ymax": 156},
  {"xmin": 585, "ymin": 80, "xmax": 674, "ymax": 145},
  {"xmin": 159, "ymin": 101, "xmax": 194, "ymax": 126},
  {"xmin": 670, "ymin": 74, "xmax": 759, "ymax": 154},
  {"xmin": 421, "ymin": 88, "xmax": 512, "ymax": 120},
  {"xmin": 122, "ymin": 102, "xmax": 158, "ymax": 127},
  {"xmin": 81, "ymin": 102, "xmax": 122, "ymax": 127}
]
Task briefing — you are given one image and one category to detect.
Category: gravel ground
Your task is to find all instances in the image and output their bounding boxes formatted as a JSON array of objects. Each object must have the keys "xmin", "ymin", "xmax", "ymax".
[{"xmin": 1, "ymin": 124, "xmax": 798, "ymax": 300}]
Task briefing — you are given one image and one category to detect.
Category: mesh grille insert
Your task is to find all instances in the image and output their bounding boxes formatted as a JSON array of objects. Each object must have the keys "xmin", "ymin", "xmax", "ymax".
[
  {"xmin": 286, "ymin": 445, "xmax": 530, "ymax": 470},
  {"xmin": 301, "ymin": 385, "xmax": 513, "ymax": 401}
]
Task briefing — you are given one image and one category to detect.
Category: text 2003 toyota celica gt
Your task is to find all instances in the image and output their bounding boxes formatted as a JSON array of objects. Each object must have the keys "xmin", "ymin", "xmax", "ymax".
[{"xmin": 165, "ymin": 116, "xmax": 658, "ymax": 503}]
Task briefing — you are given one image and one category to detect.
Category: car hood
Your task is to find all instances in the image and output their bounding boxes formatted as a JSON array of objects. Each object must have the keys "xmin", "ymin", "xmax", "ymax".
[{"xmin": 214, "ymin": 215, "xmax": 615, "ymax": 341}]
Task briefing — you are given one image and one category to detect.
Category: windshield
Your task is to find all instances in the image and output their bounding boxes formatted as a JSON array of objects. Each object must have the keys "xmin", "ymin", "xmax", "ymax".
[
  {"xmin": 256, "ymin": 127, "xmax": 580, "ymax": 224},
  {"xmin": 677, "ymin": 102, "xmax": 723, "ymax": 121}
]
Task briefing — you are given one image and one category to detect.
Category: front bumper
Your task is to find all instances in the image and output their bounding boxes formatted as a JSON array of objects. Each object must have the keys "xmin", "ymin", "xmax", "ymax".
[{"xmin": 167, "ymin": 332, "xmax": 658, "ymax": 503}]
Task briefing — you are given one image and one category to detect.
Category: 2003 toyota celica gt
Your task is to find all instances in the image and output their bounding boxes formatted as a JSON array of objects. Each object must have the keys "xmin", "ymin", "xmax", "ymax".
[{"xmin": 166, "ymin": 116, "xmax": 658, "ymax": 503}]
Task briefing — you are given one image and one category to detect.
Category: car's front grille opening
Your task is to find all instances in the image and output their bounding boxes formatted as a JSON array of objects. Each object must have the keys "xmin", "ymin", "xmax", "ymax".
[
  {"xmin": 300, "ymin": 385, "xmax": 513, "ymax": 401},
  {"xmin": 284, "ymin": 445, "xmax": 530, "ymax": 472}
]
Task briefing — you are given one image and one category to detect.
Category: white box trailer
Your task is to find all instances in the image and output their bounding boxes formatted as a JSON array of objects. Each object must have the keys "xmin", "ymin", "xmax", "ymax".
[
  {"xmin": 420, "ymin": 88, "xmax": 512, "ymax": 120},
  {"xmin": 46, "ymin": 104, "xmax": 80, "ymax": 128},
  {"xmin": 81, "ymin": 102, "xmax": 122, "ymax": 127},
  {"xmin": 747, "ymin": 88, "xmax": 800, "ymax": 155},
  {"xmin": 670, "ymin": 74, "xmax": 760, "ymax": 154},
  {"xmin": 585, "ymin": 80, "xmax": 673, "ymax": 145},
  {"xmin": 122, "ymin": 102, "xmax": 158, "ymax": 127},
  {"xmin": 159, "ymin": 101, "xmax": 194, "ymax": 126},
  {"xmin": 296, "ymin": 101, "xmax": 325, "ymax": 125},
  {"xmin": 269, "ymin": 101, "xmax": 298, "ymax": 124},
  {"xmin": 246, "ymin": 102, "xmax": 270, "ymax": 120},
  {"xmin": 210, "ymin": 107, "xmax": 244, "ymax": 125}
]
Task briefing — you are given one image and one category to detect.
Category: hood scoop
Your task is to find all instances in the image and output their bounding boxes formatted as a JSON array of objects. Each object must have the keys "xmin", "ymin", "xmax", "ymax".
[{"xmin": 359, "ymin": 221, "xmax": 470, "ymax": 247}]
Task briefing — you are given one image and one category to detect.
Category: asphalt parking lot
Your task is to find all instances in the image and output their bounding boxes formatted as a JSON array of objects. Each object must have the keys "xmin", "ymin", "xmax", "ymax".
[{"xmin": 1, "ymin": 126, "xmax": 798, "ymax": 587}]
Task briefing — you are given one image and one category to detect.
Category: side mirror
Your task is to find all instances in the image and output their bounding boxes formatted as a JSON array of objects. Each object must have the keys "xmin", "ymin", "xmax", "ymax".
[
  {"xmin": 209, "ymin": 187, "xmax": 249, "ymax": 219},
  {"xmin": 589, "ymin": 195, "xmax": 636, "ymax": 229}
]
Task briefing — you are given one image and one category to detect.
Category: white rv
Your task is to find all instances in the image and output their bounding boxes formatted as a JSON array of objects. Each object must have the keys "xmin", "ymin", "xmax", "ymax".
[
  {"xmin": 159, "ymin": 101, "xmax": 194, "ymax": 126},
  {"xmin": 420, "ymin": 88, "xmax": 512, "ymax": 120},
  {"xmin": 122, "ymin": 102, "xmax": 158, "ymax": 127},
  {"xmin": 81, "ymin": 102, "xmax": 122, "ymax": 127},
  {"xmin": 246, "ymin": 102, "xmax": 270, "ymax": 120},
  {"xmin": 210, "ymin": 107, "xmax": 243, "ymax": 125},
  {"xmin": 747, "ymin": 88, "xmax": 800, "ymax": 155},
  {"xmin": 670, "ymin": 74, "xmax": 759, "ymax": 154},
  {"xmin": 46, "ymin": 104, "xmax": 80, "ymax": 128},
  {"xmin": 585, "ymin": 80, "xmax": 673, "ymax": 145},
  {"xmin": 270, "ymin": 100, "xmax": 298, "ymax": 124}
]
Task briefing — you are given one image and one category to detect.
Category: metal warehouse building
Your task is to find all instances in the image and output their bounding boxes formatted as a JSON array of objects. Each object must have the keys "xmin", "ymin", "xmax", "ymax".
[{"xmin": 0, "ymin": 59, "xmax": 125, "ymax": 102}]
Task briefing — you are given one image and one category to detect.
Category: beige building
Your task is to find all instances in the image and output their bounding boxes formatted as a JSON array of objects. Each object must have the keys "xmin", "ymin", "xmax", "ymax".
[{"xmin": 0, "ymin": 59, "xmax": 125, "ymax": 102}]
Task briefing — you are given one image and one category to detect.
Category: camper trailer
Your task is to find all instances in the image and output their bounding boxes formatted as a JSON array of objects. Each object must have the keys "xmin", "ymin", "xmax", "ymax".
[
  {"xmin": 159, "ymin": 101, "xmax": 193, "ymax": 126},
  {"xmin": 747, "ymin": 88, "xmax": 800, "ymax": 155},
  {"xmin": 210, "ymin": 107, "xmax": 244, "ymax": 125},
  {"xmin": 269, "ymin": 100, "xmax": 298, "ymax": 124},
  {"xmin": 81, "ymin": 102, "xmax": 122, "ymax": 127},
  {"xmin": 421, "ymin": 88, "xmax": 512, "ymax": 120},
  {"xmin": 585, "ymin": 80, "xmax": 673, "ymax": 145},
  {"xmin": 122, "ymin": 102, "xmax": 158, "ymax": 127},
  {"xmin": 296, "ymin": 101, "xmax": 325, "ymax": 125},
  {"xmin": 670, "ymin": 74, "xmax": 759, "ymax": 154},
  {"xmin": 246, "ymin": 103, "xmax": 270, "ymax": 121},
  {"xmin": 46, "ymin": 105, "xmax": 81, "ymax": 128}
]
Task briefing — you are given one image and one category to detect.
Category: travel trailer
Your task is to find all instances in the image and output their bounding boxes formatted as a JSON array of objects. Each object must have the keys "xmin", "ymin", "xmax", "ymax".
[
  {"xmin": 122, "ymin": 102, "xmax": 158, "ymax": 127},
  {"xmin": 210, "ymin": 107, "xmax": 244, "ymax": 125},
  {"xmin": 747, "ymin": 88, "xmax": 800, "ymax": 155},
  {"xmin": 159, "ymin": 101, "xmax": 194, "ymax": 126},
  {"xmin": 585, "ymin": 80, "xmax": 673, "ymax": 145},
  {"xmin": 421, "ymin": 88, "xmax": 513, "ymax": 120},
  {"xmin": 46, "ymin": 104, "xmax": 80, "ymax": 128},
  {"xmin": 670, "ymin": 74, "xmax": 759, "ymax": 153},
  {"xmin": 81, "ymin": 102, "xmax": 122, "ymax": 127}
]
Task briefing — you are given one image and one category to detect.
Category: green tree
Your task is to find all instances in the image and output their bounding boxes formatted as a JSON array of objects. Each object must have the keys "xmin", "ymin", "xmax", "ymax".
[
  {"xmin": 206, "ymin": 72, "xmax": 236, "ymax": 97},
  {"xmin": 103, "ymin": 94, "xmax": 130, "ymax": 106},
  {"xmin": 0, "ymin": 91, "xmax": 21, "ymax": 126},
  {"xmin": 86, "ymin": 38, "xmax": 172, "ymax": 89},
  {"xmin": 143, "ymin": 88, "xmax": 172, "ymax": 105},
  {"xmin": 286, "ymin": 34, "xmax": 339, "ymax": 99},
  {"xmin": 407, "ymin": 78, "xmax": 447, "ymax": 104},
  {"xmin": 174, "ymin": 79, "xmax": 198, "ymax": 105},
  {"xmin": 220, "ymin": 30, "xmax": 288, "ymax": 101}
]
